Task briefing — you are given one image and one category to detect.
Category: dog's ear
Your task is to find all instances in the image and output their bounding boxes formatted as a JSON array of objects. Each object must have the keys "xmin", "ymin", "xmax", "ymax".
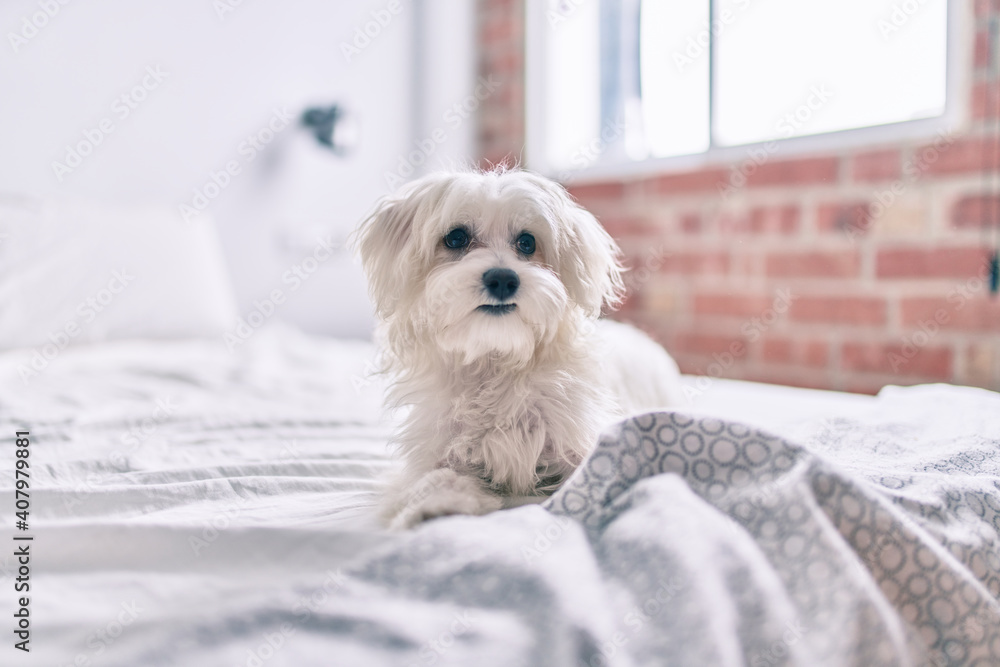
[
  {"xmin": 351, "ymin": 175, "xmax": 449, "ymax": 319},
  {"xmin": 546, "ymin": 182, "xmax": 625, "ymax": 317},
  {"xmin": 352, "ymin": 194, "xmax": 414, "ymax": 319}
]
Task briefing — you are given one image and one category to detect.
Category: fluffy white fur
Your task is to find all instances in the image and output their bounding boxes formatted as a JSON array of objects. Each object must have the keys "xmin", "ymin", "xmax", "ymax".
[{"xmin": 353, "ymin": 168, "xmax": 682, "ymax": 529}]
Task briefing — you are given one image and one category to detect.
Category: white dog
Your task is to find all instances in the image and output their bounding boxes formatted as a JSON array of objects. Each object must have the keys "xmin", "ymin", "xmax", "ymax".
[{"xmin": 354, "ymin": 168, "xmax": 682, "ymax": 529}]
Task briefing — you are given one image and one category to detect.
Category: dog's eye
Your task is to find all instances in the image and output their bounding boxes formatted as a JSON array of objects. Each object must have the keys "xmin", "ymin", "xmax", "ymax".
[
  {"xmin": 516, "ymin": 232, "xmax": 535, "ymax": 255},
  {"xmin": 444, "ymin": 227, "xmax": 470, "ymax": 250}
]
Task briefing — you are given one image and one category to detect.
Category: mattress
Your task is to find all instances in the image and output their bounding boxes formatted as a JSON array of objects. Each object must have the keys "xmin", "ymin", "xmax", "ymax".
[{"xmin": 0, "ymin": 324, "xmax": 997, "ymax": 666}]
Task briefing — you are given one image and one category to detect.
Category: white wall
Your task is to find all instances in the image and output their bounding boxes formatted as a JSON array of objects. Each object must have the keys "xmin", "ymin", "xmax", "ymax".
[
  {"xmin": 413, "ymin": 0, "xmax": 477, "ymax": 177},
  {"xmin": 0, "ymin": 0, "xmax": 477, "ymax": 339}
]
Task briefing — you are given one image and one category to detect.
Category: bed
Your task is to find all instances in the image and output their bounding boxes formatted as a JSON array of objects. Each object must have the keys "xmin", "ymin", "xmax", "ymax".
[{"xmin": 1, "ymin": 200, "xmax": 998, "ymax": 666}]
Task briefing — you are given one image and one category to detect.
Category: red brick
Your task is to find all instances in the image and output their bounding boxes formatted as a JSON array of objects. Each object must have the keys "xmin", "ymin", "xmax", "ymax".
[
  {"xmin": 920, "ymin": 136, "xmax": 995, "ymax": 176},
  {"xmin": 974, "ymin": 28, "xmax": 993, "ymax": 69},
  {"xmin": 616, "ymin": 290, "xmax": 638, "ymax": 315},
  {"xmin": 975, "ymin": 0, "xmax": 1000, "ymax": 18},
  {"xmin": 748, "ymin": 205, "xmax": 800, "ymax": 234},
  {"xmin": 498, "ymin": 83, "xmax": 524, "ymax": 107},
  {"xmin": 486, "ymin": 51, "xmax": 523, "ymax": 75},
  {"xmin": 480, "ymin": 4, "xmax": 519, "ymax": 30},
  {"xmin": 901, "ymin": 297, "xmax": 1000, "ymax": 331},
  {"xmin": 717, "ymin": 207, "xmax": 799, "ymax": 234},
  {"xmin": 951, "ymin": 194, "xmax": 1000, "ymax": 229},
  {"xmin": 766, "ymin": 251, "xmax": 860, "ymax": 278},
  {"xmin": 876, "ymin": 247, "xmax": 993, "ymax": 279},
  {"xmin": 841, "ymin": 342, "xmax": 952, "ymax": 379},
  {"xmin": 816, "ymin": 201, "xmax": 872, "ymax": 234},
  {"xmin": 646, "ymin": 169, "xmax": 730, "ymax": 195},
  {"xmin": 851, "ymin": 149, "xmax": 901, "ymax": 182},
  {"xmin": 669, "ymin": 332, "xmax": 749, "ymax": 358},
  {"xmin": 599, "ymin": 216, "xmax": 649, "ymax": 236},
  {"xmin": 803, "ymin": 340, "xmax": 829, "ymax": 367},
  {"xmin": 972, "ymin": 81, "xmax": 1000, "ymax": 119},
  {"xmin": 762, "ymin": 338, "xmax": 829, "ymax": 368},
  {"xmin": 481, "ymin": 16, "xmax": 514, "ymax": 44},
  {"xmin": 717, "ymin": 212, "xmax": 749, "ymax": 234},
  {"xmin": 762, "ymin": 339, "xmax": 792, "ymax": 363},
  {"xmin": 658, "ymin": 251, "xmax": 730, "ymax": 275},
  {"xmin": 964, "ymin": 341, "xmax": 998, "ymax": 388},
  {"xmin": 745, "ymin": 157, "xmax": 840, "ymax": 188},
  {"xmin": 482, "ymin": 0, "xmax": 515, "ymax": 13},
  {"xmin": 693, "ymin": 293, "xmax": 776, "ymax": 318},
  {"xmin": 680, "ymin": 213, "xmax": 702, "ymax": 234},
  {"xmin": 791, "ymin": 296, "xmax": 887, "ymax": 325},
  {"xmin": 566, "ymin": 182, "xmax": 626, "ymax": 201}
]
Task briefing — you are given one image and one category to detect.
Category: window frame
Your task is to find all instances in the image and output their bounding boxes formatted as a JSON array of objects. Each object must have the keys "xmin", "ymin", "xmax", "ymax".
[{"xmin": 524, "ymin": 0, "xmax": 970, "ymax": 185}]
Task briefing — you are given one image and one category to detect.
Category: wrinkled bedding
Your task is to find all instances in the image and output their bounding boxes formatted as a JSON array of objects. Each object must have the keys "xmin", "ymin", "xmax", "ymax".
[{"xmin": 0, "ymin": 325, "xmax": 997, "ymax": 666}]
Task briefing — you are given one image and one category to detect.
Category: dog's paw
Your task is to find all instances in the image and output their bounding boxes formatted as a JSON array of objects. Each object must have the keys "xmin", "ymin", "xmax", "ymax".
[{"xmin": 388, "ymin": 468, "xmax": 502, "ymax": 529}]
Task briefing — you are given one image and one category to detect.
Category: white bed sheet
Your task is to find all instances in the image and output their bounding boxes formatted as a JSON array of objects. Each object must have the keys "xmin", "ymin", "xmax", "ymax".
[{"xmin": 0, "ymin": 324, "xmax": 995, "ymax": 666}]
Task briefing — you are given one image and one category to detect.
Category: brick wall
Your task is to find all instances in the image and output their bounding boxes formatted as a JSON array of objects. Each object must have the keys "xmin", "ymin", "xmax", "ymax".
[
  {"xmin": 477, "ymin": 0, "xmax": 524, "ymax": 167},
  {"xmin": 478, "ymin": 0, "xmax": 1000, "ymax": 393}
]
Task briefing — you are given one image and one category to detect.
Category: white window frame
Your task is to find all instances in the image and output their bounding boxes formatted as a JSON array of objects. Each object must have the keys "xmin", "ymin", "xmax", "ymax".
[{"xmin": 524, "ymin": 0, "xmax": 971, "ymax": 185}]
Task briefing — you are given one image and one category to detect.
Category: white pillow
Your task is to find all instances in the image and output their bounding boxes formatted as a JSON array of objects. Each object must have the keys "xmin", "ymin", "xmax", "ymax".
[{"xmin": 0, "ymin": 196, "xmax": 239, "ymax": 350}]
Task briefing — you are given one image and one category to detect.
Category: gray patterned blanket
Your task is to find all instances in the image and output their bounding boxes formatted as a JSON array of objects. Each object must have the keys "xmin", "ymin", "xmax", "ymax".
[{"xmin": 349, "ymin": 386, "xmax": 1000, "ymax": 667}]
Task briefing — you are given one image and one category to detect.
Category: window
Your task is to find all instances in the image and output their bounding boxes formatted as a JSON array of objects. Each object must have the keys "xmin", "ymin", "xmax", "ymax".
[{"xmin": 527, "ymin": 0, "xmax": 951, "ymax": 177}]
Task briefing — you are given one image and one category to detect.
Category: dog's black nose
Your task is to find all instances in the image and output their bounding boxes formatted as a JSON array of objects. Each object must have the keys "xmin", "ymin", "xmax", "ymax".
[{"xmin": 482, "ymin": 268, "xmax": 519, "ymax": 300}]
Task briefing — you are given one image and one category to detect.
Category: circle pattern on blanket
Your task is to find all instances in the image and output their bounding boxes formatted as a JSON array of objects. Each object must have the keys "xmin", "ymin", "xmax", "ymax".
[{"xmin": 543, "ymin": 410, "xmax": 1000, "ymax": 665}]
